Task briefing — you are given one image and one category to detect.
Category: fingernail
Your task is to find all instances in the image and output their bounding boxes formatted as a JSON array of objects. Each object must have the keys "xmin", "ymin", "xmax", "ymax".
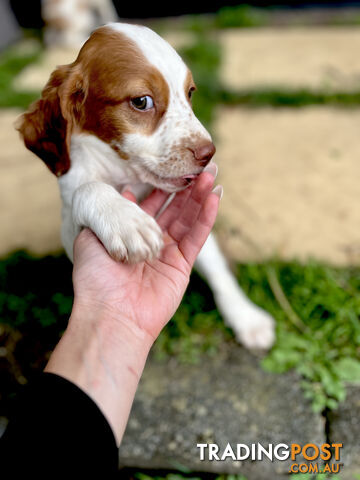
[
  {"xmin": 121, "ymin": 184, "xmax": 133, "ymax": 194},
  {"xmin": 204, "ymin": 162, "xmax": 218, "ymax": 178},
  {"xmin": 212, "ymin": 184, "xmax": 223, "ymax": 199}
]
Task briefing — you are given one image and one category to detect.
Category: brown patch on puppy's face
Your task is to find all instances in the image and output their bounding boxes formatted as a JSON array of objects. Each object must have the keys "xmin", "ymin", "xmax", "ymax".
[
  {"xmin": 77, "ymin": 28, "xmax": 170, "ymax": 148},
  {"xmin": 17, "ymin": 27, "xmax": 170, "ymax": 172}
]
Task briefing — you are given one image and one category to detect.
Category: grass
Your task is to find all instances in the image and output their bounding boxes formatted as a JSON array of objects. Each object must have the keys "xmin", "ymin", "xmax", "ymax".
[
  {"xmin": 153, "ymin": 4, "xmax": 360, "ymax": 38},
  {"xmin": 238, "ymin": 261, "xmax": 360, "ymax": 412},
  {"xmin": 1, "ymin": 251, "xmax": 360, "ymax": 414},
  {"xmin": 290, "ymin": 475, "xmax": 341, "ymax": 480},
  {"xmin": 215, "ymin": 5, "xmax": 268, "ymax": 29},
  {"xmin": 0, "ymin": 251, "xmax": 73, "ymax": 414},
  {"xmin": 0, "ymin": 43, "xmax": 42, "ymax": 109},
  {"xmin": 219, "ymin": 88, "xmax": 360, "ymax": 108},
  {"xmin": 182, "ymin": 5, "xmax": 268, "ymax": 33},
  {"xmin": 179, "ymin": 36, "xmax": 222, "ymax": 128},
  {"xmin": 155, "ymin": 260, "xmax": 360, "ymax": 413}
]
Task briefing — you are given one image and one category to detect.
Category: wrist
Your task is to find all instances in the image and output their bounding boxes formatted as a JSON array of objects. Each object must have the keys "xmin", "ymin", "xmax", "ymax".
[{"xmin": 45, "ymin": 300, "xmax": 153, "ymax": 445}]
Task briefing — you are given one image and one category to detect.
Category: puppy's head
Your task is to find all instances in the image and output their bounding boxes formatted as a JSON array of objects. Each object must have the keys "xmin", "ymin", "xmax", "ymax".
[{"xmin": 18, "ymin": 23, "xmax": 215, "ymax": 191}]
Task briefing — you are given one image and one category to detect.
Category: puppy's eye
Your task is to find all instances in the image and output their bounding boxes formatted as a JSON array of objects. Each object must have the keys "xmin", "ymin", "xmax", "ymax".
[
  {"xmin": 131, "ymin": 96, "xmax": 154, "ymax": 111},
  {"xmin": 188, "ymin": 87, "xmax": 195, "ymax": 100}
]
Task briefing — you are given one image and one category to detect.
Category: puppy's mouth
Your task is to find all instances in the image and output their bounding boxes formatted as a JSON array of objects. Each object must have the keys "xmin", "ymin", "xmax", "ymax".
[
  {"xmin": 144, "ymin": 168, "xmax": 201, "ymax": 190},
  {"xmin": 182, "ymin": 173, "xmax": 199, "ymax": 184}
]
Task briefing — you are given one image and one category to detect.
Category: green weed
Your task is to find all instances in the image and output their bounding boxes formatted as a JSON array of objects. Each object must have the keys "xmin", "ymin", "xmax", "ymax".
[
  {"xmin": 2, "ymin": 250, "xmax": 360, "ymax": 415},
  {"xmin": 215, "ymin": 5, "xmax": 268, "ymax": 29},
  {"xmin": 152, "ymin": 258, "xmax": 360, "ymax": 413},
  {"xmin": 237, "ymin": 261, "xmax": 360, "ymax": 412},
  {"xmin": 0, "ymin": 43, "xmax": 42, "ymax": 108},
  {"xmin": 290, "ymin": 474, "xmax": 341, "ymax": 480},
  {"xmin": 179, "ymin": 36, "xmax": 222, "ymax": 128},
  {"xmin": 219, "ymin": 88, "xmax": 360, "ymax": 108}
]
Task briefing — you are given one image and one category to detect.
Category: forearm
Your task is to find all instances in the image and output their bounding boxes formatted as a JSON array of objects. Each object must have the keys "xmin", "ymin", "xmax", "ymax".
[{"xmin": 45, "ymin": 301, "xmax": 153, "ymax": 445}]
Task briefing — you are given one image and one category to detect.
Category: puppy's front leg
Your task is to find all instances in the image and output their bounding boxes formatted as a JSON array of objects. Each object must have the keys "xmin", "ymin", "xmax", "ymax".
[
  {"xmin": 69, "ymin": 181, "xmax": 163, "ymax": 263},
  {"xmin": 195, "ymin": 233, "xmax": 275, "ymax": 350}
]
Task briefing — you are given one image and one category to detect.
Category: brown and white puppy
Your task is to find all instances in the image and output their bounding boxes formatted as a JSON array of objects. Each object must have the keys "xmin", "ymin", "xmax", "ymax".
[{"xmin": 18, "ymin": 23, "xmax": 275, "ymax": 349}]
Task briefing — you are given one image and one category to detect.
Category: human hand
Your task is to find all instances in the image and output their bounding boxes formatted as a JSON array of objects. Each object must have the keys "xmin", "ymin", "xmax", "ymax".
[
  {"xmin": 45, "ymin": 168, "xmax": 221, "ymax": 444},
  {"xmin": 47, "ymin": 168, "xmax": 221, "ymax": 440},
  {"xmin": 71, "ymin": 169, "xmax": 221, "ymax": 342}
]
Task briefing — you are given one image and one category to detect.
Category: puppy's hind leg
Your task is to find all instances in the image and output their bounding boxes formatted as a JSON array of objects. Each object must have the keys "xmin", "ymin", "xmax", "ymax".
[{"xmin": 195, "ymin": 233, "xmax": 275, "ymax": 350}]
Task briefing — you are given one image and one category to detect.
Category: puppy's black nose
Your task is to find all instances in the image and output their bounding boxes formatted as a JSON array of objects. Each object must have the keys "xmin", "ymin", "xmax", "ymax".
[{"xmin": 193, "ymin": 142, "xmax": 216, "ymax": 166}]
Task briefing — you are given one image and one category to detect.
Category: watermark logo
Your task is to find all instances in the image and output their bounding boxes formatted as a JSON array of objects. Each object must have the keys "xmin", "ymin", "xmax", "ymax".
[{"xmin": 196, "ymin": 443, "xmax": 343, "ymax": 474}]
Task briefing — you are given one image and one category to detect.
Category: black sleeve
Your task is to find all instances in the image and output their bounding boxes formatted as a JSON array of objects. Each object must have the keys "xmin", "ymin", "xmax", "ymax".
[{"xmin": 0, "ymin": 372, "xmax": 119, "ymax": 477}]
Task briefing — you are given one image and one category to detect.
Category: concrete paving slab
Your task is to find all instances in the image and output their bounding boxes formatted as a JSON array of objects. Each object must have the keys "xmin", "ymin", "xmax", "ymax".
[
  {"xmin": 213, "ymin": 106, "xmax": 360, "ymax": 266},
  {"xmin": 328, "ymin": 385, "xmax": 360, "ymax": 480},
  {"xmin": 220, "ymin": 27, "xmax": 360, "ymax": 91},
  {"xmin": 0, "ymin": 109, "xmax": 62, "ymax": 257},
  {"xmin": 120, "ymin": 346, "xmax": 325, "ymax": 478},
  {"xmin": 12, "ymin": 32, "xmax": 191, "ymax": 93},
  {"xmin": 13, "ymin": 47, "xmax": 78, "ymax": 92}
]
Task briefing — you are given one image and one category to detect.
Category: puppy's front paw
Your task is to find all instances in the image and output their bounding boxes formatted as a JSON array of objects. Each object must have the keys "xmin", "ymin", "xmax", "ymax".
[{"xmin": 101, "ymin": 205, "xmax": 163, "ymax": 263}]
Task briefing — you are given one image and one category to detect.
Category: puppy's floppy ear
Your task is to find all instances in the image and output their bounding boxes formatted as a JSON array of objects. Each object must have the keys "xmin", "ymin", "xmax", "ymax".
[{"xmin": 16, "ymin": 64, "xmax": 87, "ymax": 176}]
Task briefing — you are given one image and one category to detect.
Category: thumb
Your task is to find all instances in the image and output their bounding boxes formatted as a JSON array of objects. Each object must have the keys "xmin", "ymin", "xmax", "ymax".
[{"xmin": 73, "ymin": 228, "xmax": 106, "ymax": 264}]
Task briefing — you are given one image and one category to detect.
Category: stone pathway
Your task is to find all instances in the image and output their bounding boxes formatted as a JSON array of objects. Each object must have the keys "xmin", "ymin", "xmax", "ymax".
[
  {"xmin": 13, "ymin": 47, "xmax": 78, "ymax": 92},
  {"xmin": 120, "ymin": 347, "xmax": 325, "ymax": 479},
  {"xmin": 121, "ymin": 346, "xmax": 359, "ymax": 480},
  {"xmin": 328, "ymin": 386, "xmax": 360, "ymax": 480},
  {"xmin": 0, "ymin": 110, "xmax": 61, "ymax": 257},
  {"xmin": 220, "ymin": 27, "xmax": 360, "ymax": 91},
  {"xmin": 214, "ymin": 106, "xmax": 360, "ymax": 266}
]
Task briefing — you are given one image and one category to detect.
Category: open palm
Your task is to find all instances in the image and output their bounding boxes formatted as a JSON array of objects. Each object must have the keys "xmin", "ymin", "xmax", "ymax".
[{"xmin": 72, "ymin": 171, "xmax": 220, "ymax": 340}]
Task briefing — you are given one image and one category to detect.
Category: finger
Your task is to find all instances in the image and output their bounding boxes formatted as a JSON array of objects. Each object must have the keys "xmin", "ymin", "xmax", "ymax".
[
  {"xmin": 165, "ymin": 171, "xmax": 216, "ymax": 242},
  {"xmin": 73, "ymin": 227, "xmax": 106, "ymax": 263},
  {"xmin": 157, "ymin": 163, "xmax": 218, "ymax": 230},
  {"xmin": 178, "ymin": 190, "xmax": 220, "ymax": 267},
  {"xmin": 139, "ymin": 188, "xmax": 170, "ymax": 216},
  {"xmin": 156, "ymin": 184, "xmax": 193, "ymax": 230},
  {"xmin": 121, "ymin": 190, "xmax": 137, "ymax": 203},
  {"xmin": 121, "ymin": 185, "xmax": 137, "ymax": 203}
]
